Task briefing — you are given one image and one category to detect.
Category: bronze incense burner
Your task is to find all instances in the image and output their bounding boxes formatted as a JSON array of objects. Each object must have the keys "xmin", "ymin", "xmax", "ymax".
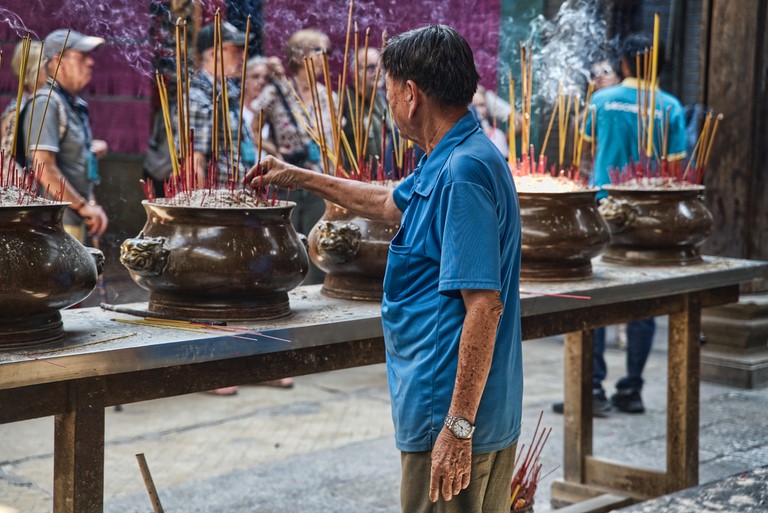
[
  {"xmin": 0, "ymin": 203, "xmax": 103, "ymax": 348},
  {"xmin": 519, "ymin": 189, "xmax": 610, "ymax": 281},
  {"xmin": 121, "ymin": 200, "xmax": 309, "ymax": 320},
  {"xmin": 308, "ymin": 201, "xmax": 398, "ymax": 300},
  {"xmin": 599, "ymin": 185, "xmax": 713, "ymax": 265}
]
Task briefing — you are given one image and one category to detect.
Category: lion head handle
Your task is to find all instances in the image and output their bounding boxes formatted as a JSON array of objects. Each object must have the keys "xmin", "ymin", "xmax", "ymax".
[
  {"xmin": 120, "ymin": 235, "xmax": 171, "ymax": 276},
  {"xmin": 598, "ymin": 197, "xmax": 639, "ymax": 232},
  {"xmin": 315, "ymin": 221, "xmax": 362, "ymax": 264}
]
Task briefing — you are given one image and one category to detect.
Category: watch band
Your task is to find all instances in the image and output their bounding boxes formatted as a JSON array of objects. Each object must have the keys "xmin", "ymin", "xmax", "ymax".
[{"xmin": 444, "ymin": 414, "xmax": 475, "ymax": 439}]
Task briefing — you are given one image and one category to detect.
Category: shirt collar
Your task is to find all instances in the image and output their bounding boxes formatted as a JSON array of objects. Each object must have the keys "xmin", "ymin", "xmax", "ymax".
[{"xmin": 413, "ymin": 111, "xmax": 479, "ymax": 197}]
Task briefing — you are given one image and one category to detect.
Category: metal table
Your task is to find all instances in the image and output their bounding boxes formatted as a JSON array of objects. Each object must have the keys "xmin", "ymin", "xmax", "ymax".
[{"xmin": 1, "ymin": 256, "xmax": 766, "ymax": 513}]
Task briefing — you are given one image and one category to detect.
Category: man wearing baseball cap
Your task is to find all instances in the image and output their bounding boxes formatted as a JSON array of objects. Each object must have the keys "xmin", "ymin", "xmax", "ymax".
[
  {"xmin": 21, "ymin": 29, "xmax": 108, "ymax": 242},
  {"xmin": 182, "ymin": 21, "xmax": 256, "ymax": 185}
]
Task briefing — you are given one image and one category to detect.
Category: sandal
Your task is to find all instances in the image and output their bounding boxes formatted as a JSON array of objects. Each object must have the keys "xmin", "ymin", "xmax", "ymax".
[
  {"xmin": 204, "ymin": 386, "xmax": 239, "ymax": 396},
  {"xmin": 256, "ymin": 378, "xmax": 294, "ymax": 389}
]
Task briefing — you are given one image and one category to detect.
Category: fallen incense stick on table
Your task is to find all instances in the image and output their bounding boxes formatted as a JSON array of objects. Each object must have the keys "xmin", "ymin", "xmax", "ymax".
[
  {"xmin": 520, "ymin": 290, "xmax": 592, "ymax": 300},
  {"xmin": 100, "ymin": 302, "xmax": 227, "ymax": 325}
]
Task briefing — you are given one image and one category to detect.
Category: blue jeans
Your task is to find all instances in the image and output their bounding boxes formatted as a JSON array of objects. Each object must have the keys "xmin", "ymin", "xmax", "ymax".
[{"xmin": 593, "ymin": 318, "xmax": 655, "ymax": 394}]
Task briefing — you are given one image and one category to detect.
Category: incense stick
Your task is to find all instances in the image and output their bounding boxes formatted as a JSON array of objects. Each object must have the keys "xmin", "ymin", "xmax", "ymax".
[
  {"xmin": 135, "ymin": 454, "xmax": 165, "ymax": 513},
  {"xmin": 520, "ymin": 290, "xmax": 591, "ymax": 300},
  {"xmin": 234, "ymin": 15, "xmax": 251, "ymax": 179},
  {"xmin": 645, "ymin": 13, "xmax": 660, "ymax": 158},
  {"xmin": 508, "ymin": 73, "xmax": 516, "ymax": 164},
  {"xmin": 31, "ymin": 31, "xmax": 70, "ymax": 159}
]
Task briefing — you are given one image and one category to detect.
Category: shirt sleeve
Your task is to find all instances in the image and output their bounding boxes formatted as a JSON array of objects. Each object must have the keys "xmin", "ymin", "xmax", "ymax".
[
  {"xmin": 392, "ymin": 173, "xmax": 415, "ymax": 212},
  {"xmin": 23, "ymin": 94, "xmax": 61, "ymax": 154},
  {"xmin": 438, "ymin": 180, "xmax": 501, "ymax": 295}
]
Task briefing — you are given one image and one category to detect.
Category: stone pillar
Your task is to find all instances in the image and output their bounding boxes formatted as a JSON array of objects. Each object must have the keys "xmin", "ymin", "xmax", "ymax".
[
  {"xmin": 701, "ymin": 294, "xmax": 768, "ymax": 388},
  {"xmin": 701, "ymin": 0, "xmax": 768, "ymax": 388}
]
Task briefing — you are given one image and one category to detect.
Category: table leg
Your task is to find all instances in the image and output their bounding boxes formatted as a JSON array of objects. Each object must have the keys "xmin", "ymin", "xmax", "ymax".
[
  {"xmin": 53, "ymin": 380, "xmax": 106, "ymax": 513},
  {"xmin": 667, "ymin": 293, "xmax": 701, "ymax": 492},
  {"xmin": 563, "ymin": 329, "xmax": 593, "ymax": 483}
]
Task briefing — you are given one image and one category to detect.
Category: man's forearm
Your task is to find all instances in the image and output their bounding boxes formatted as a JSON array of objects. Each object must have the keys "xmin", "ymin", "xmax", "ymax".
[
  {"xmin": 449, "ymin": 289, "xmax": 504, "ymax": 422},
  {"xmin": 285, "ymin": 167, "xmax": 402, "ymax": 224}
]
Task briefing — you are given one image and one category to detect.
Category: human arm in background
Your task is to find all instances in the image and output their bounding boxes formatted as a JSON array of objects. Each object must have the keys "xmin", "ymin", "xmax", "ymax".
[{"xmin": 30, "ymin": 149, "xmax": 108, "ymax": 236}]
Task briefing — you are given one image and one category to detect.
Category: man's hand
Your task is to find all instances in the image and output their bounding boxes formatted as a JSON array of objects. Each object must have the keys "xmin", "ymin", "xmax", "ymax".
[
  {"xmin": 78, "ymin": 202, "xmax": 108, "ymax": 237},
  {"xmin": 244, "ymin": 155, "xmax": 302, "ymax": 189},
  {"xmin": 429, "ymin": 427, "xmax": 472, "ymax": 502},
  {"xmin": 91, "ymin": 139, "xmax": 108, "ymax": 159}
]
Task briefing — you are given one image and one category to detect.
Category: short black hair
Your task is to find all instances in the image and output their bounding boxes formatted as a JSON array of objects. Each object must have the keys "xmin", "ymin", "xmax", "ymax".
[
  {"xmin": 621, "ymin": 33, "xmax": 666, "ymax": 78},
  {"xmin": 381, "ymin": 25, "xmax": 479, "ymax": 108}
]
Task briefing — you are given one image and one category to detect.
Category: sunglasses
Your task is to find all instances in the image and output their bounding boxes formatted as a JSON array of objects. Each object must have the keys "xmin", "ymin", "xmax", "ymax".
[
  {"xmin": 310, "ymin": 46, "xmax": 333, "ymax": 55},
  {"xmin": 590, "ymin": 66, "xmax": 615, "ymax": 79}
]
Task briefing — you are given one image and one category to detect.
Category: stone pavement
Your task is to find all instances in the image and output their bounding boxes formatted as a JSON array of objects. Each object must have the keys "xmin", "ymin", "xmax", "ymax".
[{"xmin": 1, "ymin": 317, "xmax": 767, "ymax": 512}]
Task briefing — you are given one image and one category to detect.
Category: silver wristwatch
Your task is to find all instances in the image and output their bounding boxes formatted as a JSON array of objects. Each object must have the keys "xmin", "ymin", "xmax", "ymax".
[{"xmin": 444, "ymin": 414, "xmax": 475, "ymax": 439}]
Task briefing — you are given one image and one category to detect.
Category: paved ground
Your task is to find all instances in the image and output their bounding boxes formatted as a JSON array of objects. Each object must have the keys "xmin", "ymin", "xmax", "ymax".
[{"xmin": 2, "ymin": 317, "xmax": 767, "ymax": 512}]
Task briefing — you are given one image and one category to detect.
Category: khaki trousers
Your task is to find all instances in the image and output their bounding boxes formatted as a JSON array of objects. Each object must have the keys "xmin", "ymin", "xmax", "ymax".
[{"xmin": 400, "ymin": 441, "xmax": 517, "ymax": 513}]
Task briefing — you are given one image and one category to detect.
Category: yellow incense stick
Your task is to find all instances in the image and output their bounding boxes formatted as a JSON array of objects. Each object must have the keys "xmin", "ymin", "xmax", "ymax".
[
  {"xmin": 234, "ymin": 15, "xmax": 251, "ymax": 180},
  {"xmin": 32, "ymin": 31, "xmax": 71, "ymax": 160},
  {"xmin": 646, "ymin": 13, "xmax": 660, "ymax": 157},
  {"xmin": 10, "ymin": 36, "xmax": 30, "ymax": 160},
  {"xmin": 361, "ymin": 61, "xmax": 382, "ymax": 159},
  {"xmin": 508, "ymin": 74, "xmax": 516, "ymax": 165}
]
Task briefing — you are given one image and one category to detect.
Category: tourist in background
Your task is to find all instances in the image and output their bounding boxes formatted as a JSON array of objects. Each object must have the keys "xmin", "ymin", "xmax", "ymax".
[
  {"xmin": 22, "ymin": 30, "xmax": 109, "ymax": 242},
  {"xmin": 555, "ymin": 33, "xmax": 686, "ymax": 416},
  {"xmin": 1, "ymin": 40, "xmax": 46, "ymax": 182}
]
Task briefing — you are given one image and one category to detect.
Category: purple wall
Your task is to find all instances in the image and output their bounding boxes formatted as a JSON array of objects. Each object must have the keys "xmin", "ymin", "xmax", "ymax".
[
  {"xmin": 263, "ymin": 0, "xmax": 501, "ymax": 91},
  {"xmin": 1, "ymin": 0, "xmax": 500, "ymax": 155},
  {"xmin": 0, "ymin": 1, "xmax": 154, "ymax": 155}
]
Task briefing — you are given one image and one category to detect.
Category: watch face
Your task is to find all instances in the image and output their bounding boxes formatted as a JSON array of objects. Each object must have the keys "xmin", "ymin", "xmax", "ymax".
[{"xmin": 454, "ymin": 418, "xmax": 472, "ymax": 438}]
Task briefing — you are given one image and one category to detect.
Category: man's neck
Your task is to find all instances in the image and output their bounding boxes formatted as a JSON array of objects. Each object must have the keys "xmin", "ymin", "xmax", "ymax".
[
  {"xmin": 418, "ymin": 108, "xmax": 466, "ymax": 155},
  {"xmin": 53, "ymin": 78, "xmax": 80, "ymax": 97}
]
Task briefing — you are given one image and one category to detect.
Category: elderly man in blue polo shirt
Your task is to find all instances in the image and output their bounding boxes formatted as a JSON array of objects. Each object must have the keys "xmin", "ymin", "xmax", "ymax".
[{"xmin": 246, "ymin": 25, "xmax": 522, "ymax": 512}]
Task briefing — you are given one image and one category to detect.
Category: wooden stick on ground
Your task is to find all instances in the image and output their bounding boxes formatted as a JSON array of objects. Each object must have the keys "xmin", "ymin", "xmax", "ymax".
[{"xmin": 136, "ymin": 453, "xmax": 165, "ymax": 513}]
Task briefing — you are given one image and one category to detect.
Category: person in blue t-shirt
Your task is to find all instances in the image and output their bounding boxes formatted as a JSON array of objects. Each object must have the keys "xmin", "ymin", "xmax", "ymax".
[
  {"xmin": 563, "ymin": 33, "xmax": 686, "ymax": 416},
  {"xmin": 245, "ymin": 25, "xmax": 523, "ymax": 513}
]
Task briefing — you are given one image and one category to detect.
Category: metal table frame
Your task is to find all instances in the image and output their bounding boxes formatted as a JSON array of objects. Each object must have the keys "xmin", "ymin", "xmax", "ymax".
[{"xmin": 1, "ymin": 256, "xmax": 766, "ymax": 513}]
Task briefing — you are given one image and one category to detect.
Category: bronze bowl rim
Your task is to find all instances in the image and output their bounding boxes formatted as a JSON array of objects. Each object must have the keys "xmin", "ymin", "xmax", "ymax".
[
  {"xmin": 0, "ymin": 201, "xmax": 68, "ymax": 210},
  {"xmin": 602, "ymin": 184, "xmax": 706, "ymax": 194},
  {"xmin": 141, "ymin": 198, "xmax": 297, "ymax": 210},
  {"xmin": 516, "ymin": 186, "xmax": 600, "ymax": 196}
]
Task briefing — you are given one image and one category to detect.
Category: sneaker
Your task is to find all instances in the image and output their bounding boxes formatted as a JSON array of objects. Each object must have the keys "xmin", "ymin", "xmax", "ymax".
[
  {"xmin": 610, "ymin": 389, "xmax": 645, "ymax": 413},
  {"xmin": 552, "ymin": 392, "xmax": 611, "ymax": 418}
]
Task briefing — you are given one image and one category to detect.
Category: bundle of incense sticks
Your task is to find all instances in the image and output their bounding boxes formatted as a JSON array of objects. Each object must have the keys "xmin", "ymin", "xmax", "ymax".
[
  {"xmin": 279, "ymin": 0, "xmax": 416, "ymax": 183},
  {"xmin": 506, "ymin": 41, "xmax": 593, "ymax": 183},
  {"xmin": 509, "ymin": 145, "xmax": 586, "ymax": 186},
  {"xmin": 1, "ymin": 32, "xmax": 70, "ymax": 202},
  {"xmin": 509, "ymin": 411, "xmax": 553, "ymax": 510},
  {"xmin": 605, "ymin": 15, "xmax": 722, "ymax": 188},
  {"xmin": 149, "ymin": 11, "xmax": 275, "ymax": 205}
]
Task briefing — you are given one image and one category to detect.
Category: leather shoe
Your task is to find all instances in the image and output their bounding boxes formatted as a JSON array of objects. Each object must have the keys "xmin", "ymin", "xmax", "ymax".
[{"xmin": 610, "ymin": 389, "xmax": 645, "ymax": 413}]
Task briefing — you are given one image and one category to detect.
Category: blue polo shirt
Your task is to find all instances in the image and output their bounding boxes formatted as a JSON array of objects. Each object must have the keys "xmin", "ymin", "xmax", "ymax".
[
  {"xmin": 584, "ymin": 78, "xmax": 687, "ymax": 197},
  {"xmin": 381, "ymin": 112, "xmax": 523, "ymax": 454}
]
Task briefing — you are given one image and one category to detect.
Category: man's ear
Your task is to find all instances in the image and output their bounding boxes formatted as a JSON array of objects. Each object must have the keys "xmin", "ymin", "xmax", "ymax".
[{"xmin": 405, "ymin": 80, "xmax": 419, "ymax": 119}]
